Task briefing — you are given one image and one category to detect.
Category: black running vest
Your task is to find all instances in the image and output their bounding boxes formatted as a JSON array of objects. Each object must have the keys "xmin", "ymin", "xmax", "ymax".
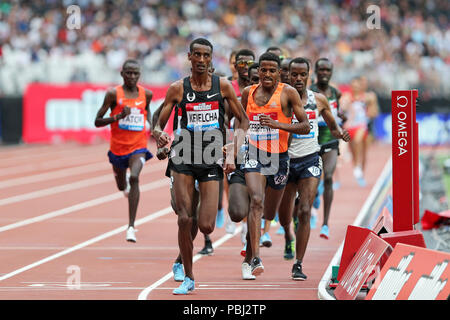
[{"xmin": 170, "ymin": 75, "xmax": 226, "ymax": 165}]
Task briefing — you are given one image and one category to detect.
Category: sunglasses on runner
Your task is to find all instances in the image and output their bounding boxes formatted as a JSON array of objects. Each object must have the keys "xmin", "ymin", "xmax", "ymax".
[{"xmin": 236, "ymin": 60, "xmax": 255, "ymax": 67}]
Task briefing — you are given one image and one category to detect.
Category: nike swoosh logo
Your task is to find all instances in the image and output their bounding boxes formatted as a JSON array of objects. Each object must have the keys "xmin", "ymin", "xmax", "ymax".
[
  {"xmin": 208, "ymin": 174, "xmax": 216, "ymax": 177},
  {"xmin": 135, "ymin": 101, "xmax": 143, "ymax": 106},
  {"xmin": 207, "ymin": 93, "xmax": 219, "ymax": 99}
]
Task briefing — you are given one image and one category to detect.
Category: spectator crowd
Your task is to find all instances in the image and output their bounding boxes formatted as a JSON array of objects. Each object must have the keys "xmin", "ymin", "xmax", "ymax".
[{"xmin": 0, "ymin": 0, "xmax": 448, "ymax": 99}]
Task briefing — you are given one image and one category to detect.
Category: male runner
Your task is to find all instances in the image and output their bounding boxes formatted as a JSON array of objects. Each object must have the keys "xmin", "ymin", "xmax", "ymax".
[
  {"xmin": 278, "ymin": 57, "xmax": 350, "ymax": 280},
  {"xmin": 153, "ymin": 38, "xmax": 248, "ymax": 294},
  {"xmin": 94, "ymin": 59, "xmax": 153, "ymax": 243},
  {"xmin": 309, "ymin": 57, "xmax": 345, "ymax": 239},
  {"xmin": 225, "ymin": 49, "xmax": 258, "ymax": 279},
  {"xmin": 241, "ymin": 52, "xmax": 310, "ymax": 276}
]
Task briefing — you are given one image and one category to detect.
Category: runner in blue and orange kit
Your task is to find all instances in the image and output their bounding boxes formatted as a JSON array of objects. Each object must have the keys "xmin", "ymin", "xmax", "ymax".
[{"xmin": 95, "ymin": 59, "xmax": 153, "ymax": 243}]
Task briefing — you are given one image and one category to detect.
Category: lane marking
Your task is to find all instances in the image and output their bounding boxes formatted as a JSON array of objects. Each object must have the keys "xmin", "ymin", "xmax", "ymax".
[
  {"xmin": 137, "ymin": 226, "xmax": 242, "ymax": 300},
  {"xmin": 0, "ymin": 162, "xmax": 166, "ymax": 206},
  {"xmin": 0, "ymin": 161, "xmax": 165, "ymax": 190},
  {"xmin": 0, "ymin": 178, "xmax": 168, "ymax": 233},
  {"xmin": 0, "ymin": 206, "xmax": 173, "ymax": 282}
]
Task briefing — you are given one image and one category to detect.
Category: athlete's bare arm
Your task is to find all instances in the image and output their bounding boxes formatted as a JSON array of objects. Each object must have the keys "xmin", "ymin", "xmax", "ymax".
[
  {"xmin": 152, "ymin": 81, "xmax": 183, "ymax": 148},
  {"xmin": 145, "ymin": 89, "xmax": 153, "ymax": 125},
  {"xmin": 220, "ymin": 77, "xmax": 249, "ymax": 131},
  {"xmin": 95, "ymin": 88, "xmax": 131, "ymax": 127},
  {"xmin": 259, "ymin": 85, "xmax": 310, "ymax": 135},
  {"xmin": 316, "ymin": 93, "xmax": 350, "ymax": 142},
  {"xmin": 220, "ymin": 78, "xmax": 249, "ymax": 173}
]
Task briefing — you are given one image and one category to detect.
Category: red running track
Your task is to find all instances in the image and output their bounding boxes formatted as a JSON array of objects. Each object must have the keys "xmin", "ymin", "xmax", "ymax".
[{"xmin": 0, "ymin": 140, "xmax": 391, "ymax": 300}]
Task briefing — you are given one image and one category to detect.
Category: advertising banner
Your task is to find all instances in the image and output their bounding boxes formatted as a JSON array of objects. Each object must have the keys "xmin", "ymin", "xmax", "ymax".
[{"xmin": 23, "ymin": 83, "xmax": 171, "ymax": 144}]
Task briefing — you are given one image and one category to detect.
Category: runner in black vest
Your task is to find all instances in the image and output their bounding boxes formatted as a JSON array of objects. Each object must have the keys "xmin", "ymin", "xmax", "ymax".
[{"xmin": 153, "ymin": 38, "xmax": 248, "ymax": 295}]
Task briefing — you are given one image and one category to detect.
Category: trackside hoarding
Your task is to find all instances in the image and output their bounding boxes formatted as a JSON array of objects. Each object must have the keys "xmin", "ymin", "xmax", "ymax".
[{"xmin": 23, "ymin": 83, "xmax": 171, "ymax": 144}]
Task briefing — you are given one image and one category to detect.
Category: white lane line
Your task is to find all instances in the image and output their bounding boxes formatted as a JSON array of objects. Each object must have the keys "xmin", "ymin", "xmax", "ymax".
[
  {"xmin": 0, "ymin": 175, "xmax": 112, "ymax": 206},
  {"xmin": 137, "ymin": 225, "xmax": 242, "ymax": 300},
  {"xmin": 0, "ymin": 162, "xmax": 108, "ymax": 189},
  {"xmin": 0, "ymin": 206, "xmax": 173, "ymax": 282},
  {"xmin": 0, "ymin": 162, "xmax": 166, "ymax": 206},
  {"xmin": 0, "ymin": 178, "xmax": 168, "ymax": 233}
]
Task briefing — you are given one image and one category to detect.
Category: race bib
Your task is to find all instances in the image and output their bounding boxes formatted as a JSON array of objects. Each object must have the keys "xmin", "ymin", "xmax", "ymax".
[
  {"xmin": 186, "ymin": 101, "xmax": 220, "ymax": 131},
  {"xmin": 118, "ymin": 107, "xmax": 145, "ymax": 131},
  {"xmin": 293, "ymin": 110, "xmax": 316, "ymax": 139},
  {"xmin": 248, "ymin": 112, "xmax": 279, "ymax": 142}
]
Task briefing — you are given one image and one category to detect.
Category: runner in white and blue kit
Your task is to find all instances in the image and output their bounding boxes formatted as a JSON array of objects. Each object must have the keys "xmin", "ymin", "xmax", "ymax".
[{"xmin": 277, "ymin": 57, "xmax": 350, "ymax": 281}]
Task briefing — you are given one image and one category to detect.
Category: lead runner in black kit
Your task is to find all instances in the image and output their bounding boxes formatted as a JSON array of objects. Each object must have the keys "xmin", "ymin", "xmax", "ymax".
[{"xmin": 153, "ymin": 38, "xmax": 249, "ymax": 295}]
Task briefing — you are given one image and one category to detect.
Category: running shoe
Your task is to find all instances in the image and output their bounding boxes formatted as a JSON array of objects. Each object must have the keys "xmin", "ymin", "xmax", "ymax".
[
  {"xmin": 293, "ymin": 216, "xmax": 299, "ymax": 233},
  {"xmin": 260, "ymin": 232, "xmax": 272, "ymax": 247},
  {"xmin": 225, "ymin": 217, "xmax": 236, "ymax": 234},
  {"xmin": 123, "ymin": 172, "xmax": 131, "ymax": 198},
  {"xmin": 292, "ymin": 262, "xmax": 307, "ymax": 281},
  {"xmin": 240, "ymin": 243, "xmax": 247, "ymax": 257},
  {"xmin": 284, "ymin": 240, "xmax": 295, "ymax": 260},
  {"xmin": 241, "ymin": 262, "xmax": 256, "ymax": 280},
  {"xmin": 198, "ymin": 239, "xmax": 214, "ymax": 255},
  {"xmin": 276, "ymin": 225, "xmax": 285, "ymax": 235},
  {"xmin": 172, "ymin": 262, "xmax": 185, "ymax": 282},
  {"xmin": 216, "ymin": 208, "xmax": 224, "ymax": 228},
  {"xmin": 126, "ymin": 226, "xmax": 136, "ymax": 243},
  {"xmin": 172, "ymin": 276, "xmax": 195, "ymax": 295},
  {"xmin": 310, "ymin": 214, "xmax": 317, "ymax": 229},
  {"xmin": 356, "ymin": 177, "xmax": 367, "ymax": 187},
  {"xmin": 320, "ymin": 225, "xmax": 329, "ymax": 239},
  {"xmin": 250, "ymin": 257, "xmax": 264, "ymax": 276},
  {"xmin": 312, "ymin": 193, "xmax": 321, "ymax": 209},
  {"xmin": 240, "ymin": 222, "xmax": 247, "ymax": 244}
]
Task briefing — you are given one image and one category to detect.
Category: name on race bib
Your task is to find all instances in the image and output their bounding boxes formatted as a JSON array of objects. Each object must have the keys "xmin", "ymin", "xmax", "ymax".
[
  {"xmin": 186, "ymin": 101, "xmax": 220, "ymax": 131},
  {"xmin": 248, "ymin": 112, "xmax": 279, "ymax": 141},
  {"xmin": 118, "ymin": 107, "xmax": 145, "ymax": 131},
  {"xmin": 293, "ymin": 110, "xmax": 316, "ymax": 139}
]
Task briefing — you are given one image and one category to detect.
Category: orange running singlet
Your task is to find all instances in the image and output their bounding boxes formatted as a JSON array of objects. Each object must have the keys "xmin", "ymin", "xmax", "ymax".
[
  {"xmin": 110, "ymin": 85, "xmax": 148, "ymax": 156},
  {"xmin": 246, "ymin": 82, "xmax": 291, "ymax": 153}
]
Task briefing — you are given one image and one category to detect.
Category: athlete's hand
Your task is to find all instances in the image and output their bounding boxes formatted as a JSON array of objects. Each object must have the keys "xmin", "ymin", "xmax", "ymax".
[
  {"xmin": 341, "ymin": 129, "xmax": 351, "ymax": 142},
  {"xmin": 119, "ymin": 106, "xmax": 131, "ymax": 120},
  {"xmin": 156, "ymin": 147, "xmax": 169, "ymax": 160},
  {"xmin": 222, "ymin": 143, "xmax": 236, "ymax": 175},
  {"xmin": 223, "ymin": 162, "xmax": 236, "ymax": 175},
  {"xmin": 259, "ymin": 114, "xmax": 278, "ymax": 129},
  {"xmin": 155, "ymin": 131, "xmax": 170, "ymax": 148}
]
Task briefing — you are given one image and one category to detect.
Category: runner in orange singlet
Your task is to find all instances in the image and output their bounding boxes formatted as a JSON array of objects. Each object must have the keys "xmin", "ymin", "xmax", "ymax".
[
  {"xmin": 240, "ymin": 52, "xmax": 310, "ymax": 276},
  {"xmin": 95, "ymin": 59, "xmax": 153, "ymax": 243}
]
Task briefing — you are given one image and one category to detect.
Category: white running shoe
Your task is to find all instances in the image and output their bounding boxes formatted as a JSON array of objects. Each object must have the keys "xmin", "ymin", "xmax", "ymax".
[
  {"xmin": 242, "ymin": 262, "xmax": 256, "ymax": 280},
  {"xmin": 126, "ymin": 226, "xmax": 136, "ymax": 242},
  {"xmin": 225, "ymin": 217, "xmax": 236, "ymax": 234},
  {"xmin": 240, "ymin": 222, "xmax": 248, "ymax": 244},
  {"xmin": 123, "ymin": 172, "xmax": 130, "ymax": 198}
]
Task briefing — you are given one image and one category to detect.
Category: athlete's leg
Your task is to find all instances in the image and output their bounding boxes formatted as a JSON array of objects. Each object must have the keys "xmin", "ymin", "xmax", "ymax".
[
  {"xmin": 294, "ymin": 177, "xmax": 320, "ymax": 263},
  {"xmin": 197, "ymin": 180, "xmax": 220, "ymax": 236},
  {"xmin": 228, "ymin": 183, "xmax": 250, "ymax": 223},
  {"xmin": 172, "ymin": 171, "xmax": 196, "ymax": 280},
  {"xmin": 320, "ymin": 149, "xmax": 338, "ymax": 227},
  {"xmin": 278, "ymin": 182, "xmax": 297, "ymax": 243},
  {"xmin": 245, "ymin": 172, "xmax": 266, "ymax": 261},
  {"xmin": 126, "ymin": 153, "xmax": 146, "ymax": 228},
  {"xmin": 112, "ymin": 166, "xmax": 127, "ymax": 192}
]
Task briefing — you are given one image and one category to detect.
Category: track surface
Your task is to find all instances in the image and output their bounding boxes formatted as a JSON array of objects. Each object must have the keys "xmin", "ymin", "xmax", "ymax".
[{"xmin": 0, "ymin": 140, "xmax": 390, "ymax": 300}]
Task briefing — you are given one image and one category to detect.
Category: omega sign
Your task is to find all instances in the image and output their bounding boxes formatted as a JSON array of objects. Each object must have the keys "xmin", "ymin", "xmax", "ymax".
[
  {"xmin": 396, "ymin": 95, "xmax": 409, "ymax": 156},
  {"xmin": 391, "ymin": 90, "xmax": 419, "ymax": 232}
]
